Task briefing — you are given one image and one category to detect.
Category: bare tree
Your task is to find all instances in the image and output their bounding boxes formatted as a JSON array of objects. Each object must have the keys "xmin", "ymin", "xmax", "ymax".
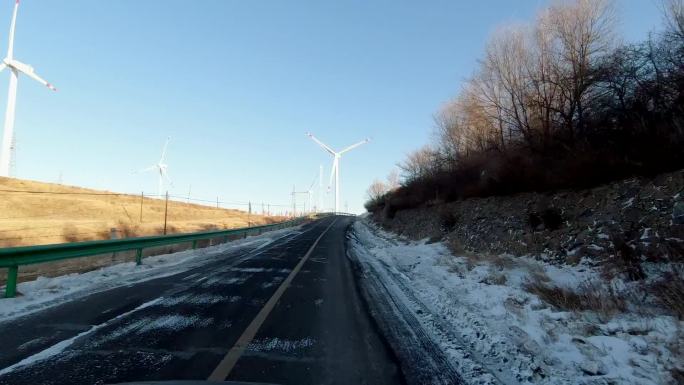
[
  {"xmin": 663, "ymin": 0, "xmax": 684, "ymax": 38},
  {"xmin": 527, "ymin": 9, "xmax": 562, "ymax": 147},
  {"xmin": 480, "ymin": 25, "xmax": 535, "ymax": 143},
  {"xmin": 366, "ymin": 179, "xmax": 388, "ymax": 202},
  {"xmin": 386, "ymin": 169, "xmax": 401, "ymax": 191},
  {"xmin": 547, "ymin": 0, "xmax": 617, "ymax": 136},
  {"xmin": 399, "ymin": 145, "xmax": 440, "ymax": 182}
]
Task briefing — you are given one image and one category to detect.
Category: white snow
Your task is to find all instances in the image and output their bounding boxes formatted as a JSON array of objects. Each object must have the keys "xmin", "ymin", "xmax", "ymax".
[
  {"xmin": 0, "ymin": 226, "xmax": 301, "ymax": 321},
  {"xmin": 350, "ymin": 219, "xmax": 683, "ymax": 385},
  {"xmin": 248, "ymin": 337, "xmax": 315, "ymax": 353},
  {"xmin": 0, "ymin": 297, "xmax": 162, "ymax": 375}
]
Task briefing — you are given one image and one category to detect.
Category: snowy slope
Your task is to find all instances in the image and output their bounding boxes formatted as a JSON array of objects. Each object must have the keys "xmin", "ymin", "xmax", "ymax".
[{"xmin": 349, "ymin": 219, "xmax": 682, "ymax": 385}]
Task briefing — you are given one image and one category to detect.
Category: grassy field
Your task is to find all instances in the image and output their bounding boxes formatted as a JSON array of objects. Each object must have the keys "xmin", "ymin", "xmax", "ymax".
[{"xmin": 0, "ymin": 177, "xmax": 283, "ymax": 247}]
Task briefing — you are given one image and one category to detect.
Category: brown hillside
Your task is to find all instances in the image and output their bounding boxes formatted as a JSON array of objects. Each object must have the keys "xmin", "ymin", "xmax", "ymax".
[{"xmin": 0, "ymin": 177, "xmax": 283, "ymax": 247}]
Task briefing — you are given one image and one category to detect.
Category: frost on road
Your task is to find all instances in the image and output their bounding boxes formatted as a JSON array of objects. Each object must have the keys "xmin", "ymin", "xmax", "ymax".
[{"xmin": 0, "ymin": 226, "xmax": 300, "ymax": 322}]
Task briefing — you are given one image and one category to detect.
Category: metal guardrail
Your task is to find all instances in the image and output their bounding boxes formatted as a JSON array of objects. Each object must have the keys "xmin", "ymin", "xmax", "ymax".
[{"xmin": 0, "ymin": 215, "xmax": 323, "ymax": 298}]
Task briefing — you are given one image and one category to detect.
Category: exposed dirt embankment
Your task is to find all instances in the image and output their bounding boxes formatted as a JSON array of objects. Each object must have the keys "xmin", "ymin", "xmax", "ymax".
[{"xmin": 373, "ymin": 170, "xmax": 684, "ymax": 269}]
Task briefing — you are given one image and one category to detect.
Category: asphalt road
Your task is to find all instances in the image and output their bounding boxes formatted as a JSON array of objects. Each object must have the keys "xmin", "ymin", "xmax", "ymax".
[{"xmin": 0, "ymin": 216, "xmax": 404, "ymax": 385}]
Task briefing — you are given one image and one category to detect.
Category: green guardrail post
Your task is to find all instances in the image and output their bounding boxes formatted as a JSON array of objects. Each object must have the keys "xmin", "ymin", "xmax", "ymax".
[
  {"xmin": 5, "ymin": 265, "xmax": 18, "ymax": 298},
  {"xmin": 135, "ymin": 248, "xmax": 143, "ymax": 266},
  {"xmin": 192, "ymin": 240, "xmax": 198, "ymax": 250}
]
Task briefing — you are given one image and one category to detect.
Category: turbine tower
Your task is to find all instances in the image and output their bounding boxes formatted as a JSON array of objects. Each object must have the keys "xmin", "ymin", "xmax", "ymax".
[
  {"xmin": 138, "ymin": 137, "xmax": 172, "ymax": 197},
  {"xmin": 0, "ymin": 0, "xmax": 57, "ymax": 177},
  {"xmin": 306, "ymin": 133, "xmax": 370, "ymax": 213},
  {"xmin": 318, "ymin": 164, "xmax": 323, "ymax": 212}
]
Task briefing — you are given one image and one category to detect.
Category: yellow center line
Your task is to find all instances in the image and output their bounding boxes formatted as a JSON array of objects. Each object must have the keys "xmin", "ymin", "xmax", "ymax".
[{"xmin": 207, "ymin": 218, "xmax": 338, "ymax": 381}]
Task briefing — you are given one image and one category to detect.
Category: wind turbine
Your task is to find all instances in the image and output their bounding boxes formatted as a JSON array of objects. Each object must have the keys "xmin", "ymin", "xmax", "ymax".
[
  {"xmin": 138, "ymin": 137, "xmax": 172, "ymax": 197},
  {"xmin": 306, "ymin": 133, "xmax": 370, "ymax": 213},
  {"xmin": 0, "ymin": 0, "xmax": 57, "ymax": 177}
]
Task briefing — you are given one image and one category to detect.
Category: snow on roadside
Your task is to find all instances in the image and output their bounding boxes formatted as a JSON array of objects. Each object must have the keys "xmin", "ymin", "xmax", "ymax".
[
  {"xmin": 0, "ymin": 296, "xmax": 163, "ymax": 375},
  {"xmin": 0, "ymin": 226, "xmax": 301, "ymax": 321},
  {"xmin": 350, "ymin": 219, "xmax": 682, "ymax": 385}
]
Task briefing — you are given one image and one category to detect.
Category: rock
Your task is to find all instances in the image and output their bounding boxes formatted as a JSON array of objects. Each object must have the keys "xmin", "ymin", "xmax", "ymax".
[
  {"xmin": 580, "ymin": 360, "xmax": 607, "ymax": 376},
  {"xmin": 673, "ymin": 201, "xmax": 684, "ymax": 225},
  {"xmin": 373, "ymin": 169, "xmax": 684, "ymax": 266},
  {"xmin": 623, "ymin": 207, "xmax": 641, "ymax": 224}
]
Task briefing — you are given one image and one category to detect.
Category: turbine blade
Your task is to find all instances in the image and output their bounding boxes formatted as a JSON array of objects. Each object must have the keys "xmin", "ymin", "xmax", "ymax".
[
  {"xmin": 339, "ymin": 138, "xmax": 370, "ymax": 154},
  {"xmin": 7, "ymin": 0, "xmax": 19, "ymax": 59},
  {"xmin": 160, "ymin": 137, "xmax": 170, "ymax": 162},
  {"xmin": 0, "ymin": 63, "xmax": 6, "ymax": 73},
  {"xmin": 308, "ymin": 172, "xmax": 318, "ymax": 191},
  {"xmin": 8, "ymin": 60, "xmax": 56, "ymax": 91},
  {"xmin": 161, "ymin": 168, "xmax": 173, "ymax": 186},
  {"xmin": 306, "ymin": 132, "xmax": 336, "ymax": 156}
]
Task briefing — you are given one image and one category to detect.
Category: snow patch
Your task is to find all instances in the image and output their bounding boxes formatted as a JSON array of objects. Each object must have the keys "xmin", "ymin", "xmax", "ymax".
[
  {"xmin": 0, "ymin": 226, "xmax": 301, "ymax": 321},
  {"xmin": 248, "ymin": 337, "xmax": 315, "ymax": 353},
  {"xmin": 350, "ymin": 219, "xmax": 682, "ymax": 385}
]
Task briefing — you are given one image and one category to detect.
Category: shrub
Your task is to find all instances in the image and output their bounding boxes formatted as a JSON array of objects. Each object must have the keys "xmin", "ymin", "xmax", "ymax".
[
  {"xmin": 524, "ymin": 279, "xmax": 626, "ymax": 318},
  {"xmin": 438, "ymin": 209, "xmax": 458, "ymax": 233}
]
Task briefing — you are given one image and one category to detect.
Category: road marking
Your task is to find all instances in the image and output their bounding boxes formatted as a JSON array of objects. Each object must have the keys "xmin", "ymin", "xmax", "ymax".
[{"xmin": 207, "ymin": 218, "xmax": 338, "ymax": 381}]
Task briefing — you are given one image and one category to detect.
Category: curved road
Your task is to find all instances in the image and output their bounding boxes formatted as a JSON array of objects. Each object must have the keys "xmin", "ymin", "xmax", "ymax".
[{"xmin": 0, "ymin": 216, "xmax": 404, "ymax": 385}]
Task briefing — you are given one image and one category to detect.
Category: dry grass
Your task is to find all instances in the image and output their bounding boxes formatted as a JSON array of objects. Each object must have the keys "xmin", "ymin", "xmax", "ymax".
[
  {"xmin": 0, "ymin": 177, "xmax": 284, "ymax": 247},
  {"xmin": 456, "ymin": 249, "xmax": 519, "ymax": 272},
  {"xmin": 524, "ymin": 279, "xmax": 626, "ymax": 318},
  {"xmin": 651, "ymin": 267, "xmax": 684, "ymax": 320}
]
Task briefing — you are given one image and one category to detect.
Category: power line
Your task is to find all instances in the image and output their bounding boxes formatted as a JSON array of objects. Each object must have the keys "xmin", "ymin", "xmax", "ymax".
[{"xmin": 0, "ymin": 189, "xmax": 132, "ymax": 196}]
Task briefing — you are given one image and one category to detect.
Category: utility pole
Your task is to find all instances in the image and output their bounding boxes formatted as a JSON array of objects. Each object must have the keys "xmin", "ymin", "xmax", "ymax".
[
  {"xmin": 187, "ymin": 185, "xmax": 191, "ymax": 204},
  {"xmin": 248, "ymin": 201, "xmax": 252, "ymax": 227},
  {"xmin": 216, "ymin": 196, "xmax": 219, "ymax": 209},
  {"xmin": 139, "ymin": 191, "xmax": 144, "ymax": 223},
  {"xmin": 292, "ymin": 185, "xmax": 296, "ymax": 217},
  {"xmin": 163, "ymin": 191, "xmax": 169, "ymax": 235}
]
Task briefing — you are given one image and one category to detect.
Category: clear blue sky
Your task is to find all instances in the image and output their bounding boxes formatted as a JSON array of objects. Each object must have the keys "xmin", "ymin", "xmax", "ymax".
[{"xmin": 0, "ymin": 0, "xmax": 664, "ymax": 213}]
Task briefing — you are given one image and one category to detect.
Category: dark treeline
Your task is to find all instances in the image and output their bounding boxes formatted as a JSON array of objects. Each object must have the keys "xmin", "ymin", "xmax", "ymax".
[{"xmin": 367, "ymin": 0, "xmax": 684, "ymax": 214}]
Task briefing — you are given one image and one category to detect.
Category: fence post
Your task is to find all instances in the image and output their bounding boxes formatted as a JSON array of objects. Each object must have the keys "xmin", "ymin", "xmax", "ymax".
[
  {"xmin": 135, "ymin": 249, "xmax": 143, "ymax": 265},
  {"xmin": 139, "ymin": 191, "xmax": 144, "ymax": 223},
  {"xmin": 163, "ymin": 191, "xmax": 169, "ymax": 235},
  {"xmin": 5, "ymin": 265, "xmax": 18, "ymax": 298}
]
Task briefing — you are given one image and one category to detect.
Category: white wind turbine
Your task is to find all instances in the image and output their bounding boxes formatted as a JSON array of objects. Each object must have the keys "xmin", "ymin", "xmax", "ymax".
[
  {"xmin": 0, "ymin": 0, "xmax": 57, "ymax": 177},
  {"xmin": 138, "ymin": 137, "xmax": 172, "ymax": 197},
  {"xmin": 306, "ymin": 133, "xmax": 370, "ymax": 213}
]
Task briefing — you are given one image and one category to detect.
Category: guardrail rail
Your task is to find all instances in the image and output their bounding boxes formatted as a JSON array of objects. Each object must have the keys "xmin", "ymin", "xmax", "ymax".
[{"xmin": 0, "ymin": 216, "xmax": 319, "ymax": 298}]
